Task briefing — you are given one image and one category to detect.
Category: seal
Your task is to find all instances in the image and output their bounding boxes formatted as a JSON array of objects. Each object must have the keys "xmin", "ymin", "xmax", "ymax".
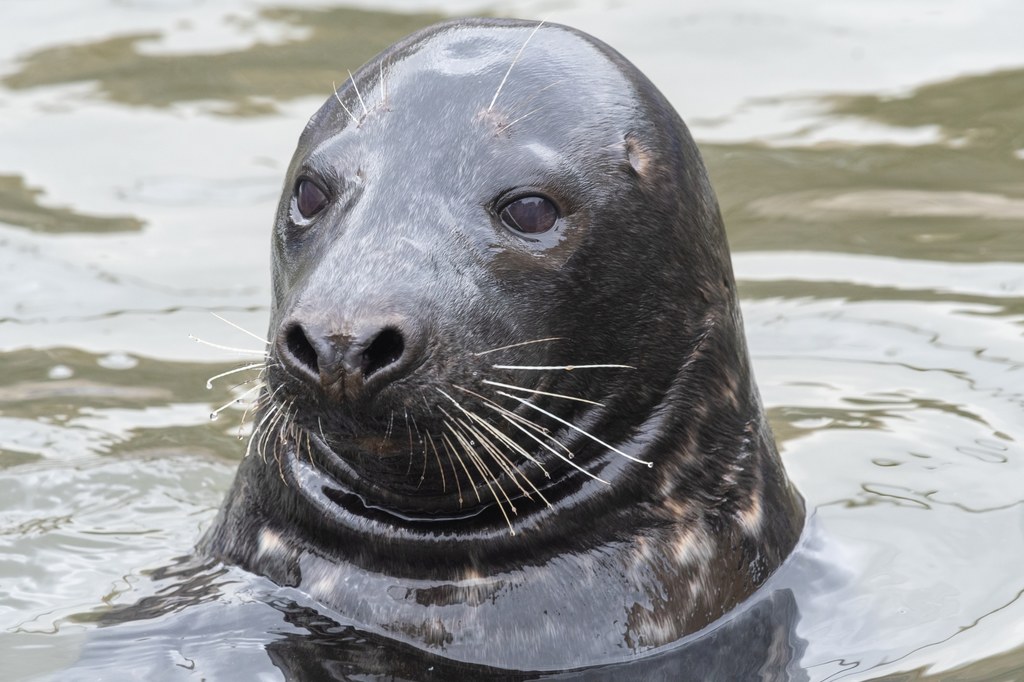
[{"xmin": 200, "ymin": 17, "xmax": 805, "ymax": 671}]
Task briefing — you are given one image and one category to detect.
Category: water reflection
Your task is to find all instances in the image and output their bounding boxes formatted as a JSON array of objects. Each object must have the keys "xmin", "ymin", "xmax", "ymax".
[
  {"xmin": 2, "ymin": 6, "xmax": 442, "ymax": 115},
  {"xmin": 1, "ymin": 1, "xmax": 1024, "ymax": 680},
  {"xmin": 0, "ymin": 174, "xmax": 143, "ymax": 233}
]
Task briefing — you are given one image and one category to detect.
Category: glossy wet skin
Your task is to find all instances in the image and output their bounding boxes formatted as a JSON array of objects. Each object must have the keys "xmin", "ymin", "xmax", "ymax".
[{"xmin": 202, "ymin": 18, "xmax": 803, "ymax": 668}]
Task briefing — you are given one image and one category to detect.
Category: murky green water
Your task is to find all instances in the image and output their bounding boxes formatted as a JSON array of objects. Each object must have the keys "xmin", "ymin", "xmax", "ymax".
[{"xmin": 1, "ymin": 1, "xmax": 1023, "ymax": 680}]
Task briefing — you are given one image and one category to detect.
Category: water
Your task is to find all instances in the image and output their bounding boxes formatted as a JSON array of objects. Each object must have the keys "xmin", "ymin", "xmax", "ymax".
[{"xmin": 1, "ymin": 1, "xmax": 1023, "ymax": 679}]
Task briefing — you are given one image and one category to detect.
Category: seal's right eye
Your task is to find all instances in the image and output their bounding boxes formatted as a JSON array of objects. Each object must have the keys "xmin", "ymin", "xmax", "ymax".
[
  {"xmin": 499, "ymin": 196, "xmax": 559, "ymax": 235},
  {"xmin": 295, "ymin": 178, "xmax": 329, "ymax": 219}
]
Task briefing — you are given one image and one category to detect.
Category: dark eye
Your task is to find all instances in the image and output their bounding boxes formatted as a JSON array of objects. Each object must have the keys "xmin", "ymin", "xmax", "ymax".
[
  {"xmin": 295, "ymin": 178, "xmax": 329, "ymax": 219},
  {"xmin": 499, "ymin": 196, "xmax": 559, "ymax": 234}
]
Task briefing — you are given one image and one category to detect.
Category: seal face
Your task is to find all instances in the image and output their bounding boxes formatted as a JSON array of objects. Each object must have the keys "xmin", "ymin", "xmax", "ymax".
[{"xmin": 201, "ymin": 18, "xmax": 804, "ymax": 670}]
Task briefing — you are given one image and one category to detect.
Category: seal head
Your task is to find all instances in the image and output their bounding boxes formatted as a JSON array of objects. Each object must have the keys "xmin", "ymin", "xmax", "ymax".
[{"xmin": 201, "ymin": 18, "xmax": 804, "ymax": 670}]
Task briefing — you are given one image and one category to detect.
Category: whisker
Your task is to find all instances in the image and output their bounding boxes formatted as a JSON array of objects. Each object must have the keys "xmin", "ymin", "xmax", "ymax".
[
  {"xmin": 441, "ymin": 429, "xmax": 479, "ymax": 505},
  {"xmin": 189, "ymin": 335, "xmax": 267, "ymax": 356},
  {"xmin": 255, "ymin": 405, "xmax": 278, "ymax": 462},
  {"xmin": 496, "ymin": 391, "xmax": 654, "ymax": 467},
  {"xmin": 472, "ymin": 337, "xmax": 565, "ymax": 356},
  {"xmin": 482, "ymin": 380, "xmax": 604, "ymax": 407},
  {"xmin": 404, "ymin": 409, "xmax": 414, "ymax": 476},
  {"xmin": 492, "ymin": 363, "xmax": 635, "ymax": 371},
  {"xmin": 332, "ymin": 80, "xmax": 359, "ymax": 126},
  {"xmin": 209, "ymin": 313, "xmax": 269, "ymax": 345},
  {"xmin": 273, "ymin": 400, "xmax": 296, "ymax": 482},
  {"xmin": 245, "ymin": 385, "xmax": 283, "ymax": 457},
  {"xmin": 452, "ymin": 414, "xmax": 532, "ymax": 507},
  {"xmin": 209, "ymin": 382, "xmax": 264, "ymax": 420},
  {"xmin": 497, "ymin": 106, "xmax": 542, "ymax": 133},
  {"xmin": 225, "ymin": 372, "xmax": 266, "ymax": 392},
  {"xmin": 381, "ymin": 410, "xmax": 395, "ymax": 455},
  {"xmin": 439, "ymin": 432, "xmax": 464, "ymax": 505},
  {"xmin": 237, "ymin": 381, "xmax": 266, "ymax": 440},
  {"xmin": 439, "ymin": 388, "xmax": 550, "ymax": 480},
  {"xmin": 441, "ymin": 411, "xmax": 506, "ymax": 504},
  {"xmin": 426, "ymin": 432, "xmax": 446, "ymax": 494},
  {"xmin": 348, "ymin": 69, "xmax": 369, "ymax": 117},
  {"xmin": 444, "ymin": 419, "xmax": 515, "ymax": 535},
  {"xmin": 411, "ymin": 415, "xmax": 428, "ymax": 488},
  {"xmin": 206, "ymin": 363, "xmax": 264, "ymax": 390},
  {"xmin": 499, "ymin": 79, "xmax": 564, "ymax": 133},
  {"xmin": 488, "ymin": 21, "xmax": 545, "ymax": 112},
  {"xmin": 259, "ymin": 403, "xmax": 288, "ymax": 464},
  {"xmin": 487, "ymin": 405, "xmax": 609, "ymax": 485},
  {"xmin": 452, "ymin": 384, "xmax": 559, "ymax": 441}
]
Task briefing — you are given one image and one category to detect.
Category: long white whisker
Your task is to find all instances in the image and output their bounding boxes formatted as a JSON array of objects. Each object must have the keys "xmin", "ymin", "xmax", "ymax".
[
  {"xmin": 425, "ymin": 432, "xmax": 446, "ymax": 493},
  {"xmin": 488, "ymin": 21, "xmax": 544, "ymax": 112},
  {"xmin": 452, "ymin": 384, "xmax": 558, "ymax": 440},
  {"xmin": 497, "ymin": 107, "xmax": 542, "ymax": 132},
  {"xmin": 444, "ymin": 419, "xmax": 516, "ymax": 535},
  {"xmin": 237, "ymin": 381, "xmax": 266, "ymax": 440},
  {"xmin": 189, "ymin": 335, "xmax": 267, "ymax": 356},
  {"xmin": 246, "ymin": 385, "xmax": 283, "ymax": 458},
  {"xmin": 495, "ymin": 391, "xmax": 654, "ymax": 467},
  {"xmin": 209, "ymin": 313, "xmax": 269, "ymax": 345},
  {"xmin": 205, "ymin": 363, "xmax": 264, "ymax": 389},
  {"xmin": 209, "ymin": 383, "xmax": 264, "ymax": 420},
  {"xmin": 404, "ymin": 409, "xmax": 414, "ymax": 476},
  {"xmin": 348, "ymin": 69, "xmax": 369, "ymax": 117},
  {"xmin": 439, "ymin": 388, "xmax": 550, "ymax": 479},
  {"xmin": 472, "ymin": 337, "xmax": 565, "ymax": 356},
  {"xmin": 332, "ymin": 80, "xmax": 359, "ymax": 126},
  {"xmin": 257, "ymin": 402, "xmax": 285, "ymax": 463},
  {"xmin": 482, "ymin": 380, "xmax": 604, "ymax": 407},
  {"xmin": 453, "ymin": 414, "xmax": 526, "ymax": 506},
  {"xmin": 487, "ymin": 406, "xmax": 609, "ymax": 485},
  {"xmin": 451, "ymin": 387, "xmax": 593, "ymax": 488},
  {"xmin": 439, "ymin": 432, "xmax": 465, "ymax": 505},
  {"xmin": 441, "ymin": 429, "xmax": 480, "ymax": 504}
]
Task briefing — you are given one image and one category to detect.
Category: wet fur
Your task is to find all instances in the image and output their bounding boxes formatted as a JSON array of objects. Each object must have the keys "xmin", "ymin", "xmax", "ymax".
[{"xmin": 200, "ymin": 18, "xmax": 804, "ymax": 670}]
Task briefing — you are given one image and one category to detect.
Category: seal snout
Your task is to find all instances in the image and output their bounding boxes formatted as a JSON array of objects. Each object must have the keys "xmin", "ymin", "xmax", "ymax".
[{"xmin": 277, "ymin": 317, "xmax": 420, "ymax": 406}]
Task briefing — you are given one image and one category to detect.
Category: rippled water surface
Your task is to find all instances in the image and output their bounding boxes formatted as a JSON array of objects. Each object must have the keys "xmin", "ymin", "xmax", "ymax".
[{"xmin": 2, "ymin": 1, "xmax": 1023, "ymax": 680}]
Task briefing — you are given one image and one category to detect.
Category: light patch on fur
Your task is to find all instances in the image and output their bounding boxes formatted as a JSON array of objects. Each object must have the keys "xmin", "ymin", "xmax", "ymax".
[
  {"xmin": 257, "ymin": 527, "xmax": 285, "ymax": 560},
  {"xmin": 633, "ymin": 610, "xmax": 678, "ymax": 648},
  {"xmin": 674, "ymin": 525, "xmax": 714, "ymax": 567},
  {"xmin": 662, "ymin": 497, "xmax": 691, "ymax": 518},
  {"xmin": 738, "ymin": 490, "xmax": 764, "ymax": 535},
  {"xmin": 688, "ymin": 574, "xmax": 707, "ymax": 601}
]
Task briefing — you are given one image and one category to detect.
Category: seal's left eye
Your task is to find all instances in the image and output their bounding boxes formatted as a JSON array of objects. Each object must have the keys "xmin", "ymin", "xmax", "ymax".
[
  {"xmin": 295, "ymin": 178, "xmax": 329, "ymax": 219},
  {"xmin": 499, "ymin": 196, "xmax": 559, "ymax": 235}
]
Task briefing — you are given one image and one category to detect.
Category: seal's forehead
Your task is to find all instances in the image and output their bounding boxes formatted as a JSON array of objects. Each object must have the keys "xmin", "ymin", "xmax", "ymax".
[
  {"xmin": 395, "ymin": 22, "xmax": 633, "ymax": 98},
  {"xmin": 298, "ymin": 21, "xmax": 649, "ymax": 157}
]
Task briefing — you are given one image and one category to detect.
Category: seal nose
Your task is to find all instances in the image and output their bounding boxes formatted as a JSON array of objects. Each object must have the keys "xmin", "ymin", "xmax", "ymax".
[{"xmin": 277, "ymin": 319, "xmax": 416, "ymax": 404}]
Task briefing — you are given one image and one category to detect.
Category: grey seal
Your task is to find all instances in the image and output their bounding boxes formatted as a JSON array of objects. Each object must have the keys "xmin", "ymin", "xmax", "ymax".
[{"xmin": 200, "ymin": 17, "xmax": 805, "ymax": 671}]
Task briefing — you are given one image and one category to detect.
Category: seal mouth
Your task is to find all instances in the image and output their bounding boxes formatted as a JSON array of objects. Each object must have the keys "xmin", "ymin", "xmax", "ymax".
[
  {"xmin": 295, "ymin": 428, "xmax": 559, "ymax": 523},
  {"xmin": 280, "ymin": 426, "xmax": 615, "ymax": 548}
]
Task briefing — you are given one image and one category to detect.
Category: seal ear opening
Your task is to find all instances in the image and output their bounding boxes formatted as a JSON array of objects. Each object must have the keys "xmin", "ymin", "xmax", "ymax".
[{"xmin": 624, "ymin": 133, "xmax": 654, "ymax": 180}]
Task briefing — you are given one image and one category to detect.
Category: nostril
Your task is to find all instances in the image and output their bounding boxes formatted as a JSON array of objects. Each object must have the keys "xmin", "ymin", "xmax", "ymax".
[
  {"xmin": 285, "ymin": 323, "xmax": 319, "ymax": 374},
  {"xmin": 362, "ymin": 327, "xmax": 405, "ymax": 378}
]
